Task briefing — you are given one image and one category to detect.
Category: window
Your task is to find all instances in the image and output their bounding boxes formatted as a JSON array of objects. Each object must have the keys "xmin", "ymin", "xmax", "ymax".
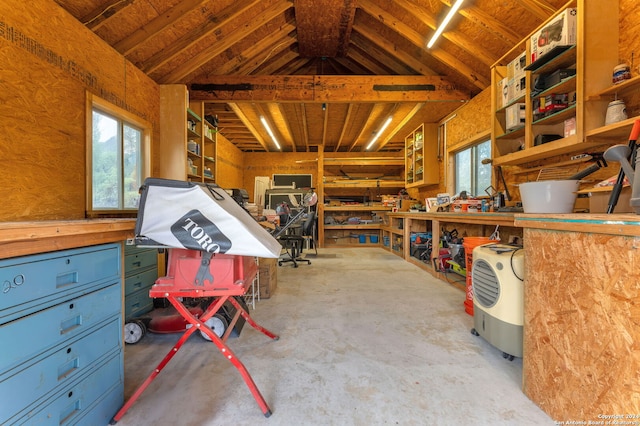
[
  {"xmin": 454, "ymin": 140, "xmax": 491, "ymax": 197},
  {"xmin": 87, "ymin": 95, "xmax": 151, "ymax": 215}
]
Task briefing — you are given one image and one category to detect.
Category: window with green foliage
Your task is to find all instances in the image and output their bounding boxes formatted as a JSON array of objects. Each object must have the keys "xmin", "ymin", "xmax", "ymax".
[
  {"xmin": 88, "ymin": 96, "xmax": 150, "ymax": 215},
  {"xmin": 454, "ymin": 140, "xmax": 492, "ymax": 197}
]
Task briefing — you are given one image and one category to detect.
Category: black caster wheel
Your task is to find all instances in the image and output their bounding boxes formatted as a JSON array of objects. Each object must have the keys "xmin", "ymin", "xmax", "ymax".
[
  {"xmin": 470, "ymin": 328, "xmax": 479, "ymax": 336},
  {"xmin": 124, "ymin": 319, "xmax": 146, "ymax": 344},
  {"xmin": 294, "ymin": 264, "xmax": 299, "ymax": 268}
]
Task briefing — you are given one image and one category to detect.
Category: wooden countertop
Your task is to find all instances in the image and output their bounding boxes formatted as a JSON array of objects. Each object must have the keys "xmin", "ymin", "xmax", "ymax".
[
  {"xmin": 514, "ymin": 213, "xmax": 640, "ymax": 236},
  {"xmin": 0, "ymin": 219, "xmax": 136, "ymax": 259},
  {"xmin": 386, "ymin": 211, "xmax": 517, "ymax": 226}
]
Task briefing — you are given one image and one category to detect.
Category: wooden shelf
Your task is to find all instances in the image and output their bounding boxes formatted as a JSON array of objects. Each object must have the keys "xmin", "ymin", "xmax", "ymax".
[
  {"xmin": 525, "ymin": 45, "xmax": 576, "ymax": 73},
  {"xmin": 324, "ymin": 224, "xmax": 382, "ymax": 230},
  {"xmin": 585, "ymin": 115, "xmax": 640, "ymax": 142},
  {"xmin": 537, "ymin": 74, "xmax": 577, "ymax": 99},
  {"xmin": 324, "ymin": 205, "xmax": 392, "ymax": 211},
  {"xmin": 496, "ymin": 126, "xmax": 526, "ymax": 140},
  {"xmin": 588, "ymin": 75, "xmax": 640, "ymax": 100},
  {"xmin": 532, "ymin": 104, "xmax": 576, "ymax": 126},
  {"xmin": 493, "ymin": 134, "xmax": 602, "ymax": 166},
  {"xmin": 323, "ymin": 179, "xmax": 405, "ymax": 188}
]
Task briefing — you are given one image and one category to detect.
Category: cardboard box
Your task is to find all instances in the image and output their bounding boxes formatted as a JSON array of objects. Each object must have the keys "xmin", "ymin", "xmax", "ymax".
[
  {"xmin": 505, "ymin": 103, "xmax": 525, "ymax": 131},
  {"xmin": 530, "ymin": 8, "xmax": 577, "ymax": 64},
  {"xmin": 507, "ymin": 51, "xmax": 527, "ymax": 80},
  {"xmin": 497, "ymin": 78, "xmax": 509, "ymax": 109},
  {"xmin": 577, "ymin": 186, "xmax": 632, "ymax": 213},
  {"xmin": 564, "ymin": 117, "xmax": 576, "ymax": 137},
  {"xmin": 258, "ymin": 257, "xmax": 278, "ymax": 299}
]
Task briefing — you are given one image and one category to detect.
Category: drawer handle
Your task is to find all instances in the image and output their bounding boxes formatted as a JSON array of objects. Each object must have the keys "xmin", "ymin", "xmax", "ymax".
[
  {"xmin": 58, "ymin": 356, "xmax": 80, "ymax": 380},
  {"xmin": 60, "ymin": 315, "xmax": 82, "ymax": 334},
  {"xmin": 59, "ymin": 397, "xmax": 81, "ymax": 424},
  {"xmin": 132, "ymin": 261, "xmax": 142, "ymax": 267},
  {"xmin": 56, "ymin": 271, "xmax": 79, "ymax": 288}
]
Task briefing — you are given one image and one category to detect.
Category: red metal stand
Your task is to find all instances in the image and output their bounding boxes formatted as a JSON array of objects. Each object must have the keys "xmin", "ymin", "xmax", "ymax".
[{"xmin": 111, "ymin": 250, "xmax": 279, "ymax": 424}]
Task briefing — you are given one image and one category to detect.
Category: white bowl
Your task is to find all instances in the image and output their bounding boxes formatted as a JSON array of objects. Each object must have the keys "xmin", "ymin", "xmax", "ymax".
[{"xmin": 519, "ymin": 180, "xmax": 579, "ymax": 213}]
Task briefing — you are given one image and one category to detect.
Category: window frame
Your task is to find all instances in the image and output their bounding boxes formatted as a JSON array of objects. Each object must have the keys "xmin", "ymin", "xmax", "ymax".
[
  {"xmin": 449, "ymin": 136, "xmax": 492, "ymax": 198},
  {"xmin": 86, "ymin": 93, "xmax": 152, "ymax": 217}
]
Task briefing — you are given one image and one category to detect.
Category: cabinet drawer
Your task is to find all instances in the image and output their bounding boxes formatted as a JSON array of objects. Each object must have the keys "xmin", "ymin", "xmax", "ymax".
[
  {"xmin": 124, "ymin": 267, "xmax": 158, "ymax": 296},
  {"xmin": 0, "ymin": 283, "xmax": 121, "ymax": 374},
  {"xmin": 124, "ymin": 287, "xmax": 154, "ymax": 320},
  {"xmin": 0, "ymin": 243, "xmax": 120, "ymax": 324},
  {"xmin": 0, "ymin": 317, "xmax": 121, "ymax": 425},
  {"xmin": 13, "ymin": 351, "xmax": 123, "ymax": 426},
  {"xmin": 124, "ymin": 249, "xmax": 158, "ymax": 274}
]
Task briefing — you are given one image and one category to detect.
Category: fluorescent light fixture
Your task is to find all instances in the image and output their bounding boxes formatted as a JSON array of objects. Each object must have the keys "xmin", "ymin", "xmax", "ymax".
[
  {"xmin": 366, "ymin": 116, "xmax": 393, "ymax": 150},
  {"xmin": 427, "ymin": 0, "xmax": 464, "ymax": 49},
  {"xmin": 260, "ymin": 116, "xmax": 281, "ymax": 150}
]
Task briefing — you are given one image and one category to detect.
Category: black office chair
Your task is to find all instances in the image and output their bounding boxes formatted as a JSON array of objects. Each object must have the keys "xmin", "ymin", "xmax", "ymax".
[{"xmin": 277, "ymin": 210, "xmax": 316, "ymax": 267}]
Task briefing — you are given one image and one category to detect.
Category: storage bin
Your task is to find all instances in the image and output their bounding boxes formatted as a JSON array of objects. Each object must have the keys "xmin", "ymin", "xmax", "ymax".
[
  {"xmin": 358, "ymin": 234, "xmax": 366, "ymax": 244},
  {"xmin": 369, "ymin": 235, "xmax": 379, "ymax": 244}
]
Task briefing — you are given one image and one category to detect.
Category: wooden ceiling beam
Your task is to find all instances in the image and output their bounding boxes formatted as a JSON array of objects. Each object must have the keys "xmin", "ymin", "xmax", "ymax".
[
  {"xmin": 439, "ymin": 0, "xmax": 521, "ymax": 46},
  {"xmin": 349, "ymin": 31, "xmax": 430, "ymax": 75},
  {"xmin": 82, "ymin": 0, "xmax": 134, "ymax": 31},
  {"xmin": 141, "ymin": 0, "xmax": 271, "ymax": 74},
  {"xmin": 255, "ymin": 48, "xmax": 303, "ymax": 75},
  {"xmin": 361, "ymin": 0, "xmax": 496, "ymax": 68},
  {"xmin": 189, "ymin": 75, "xmax": 471, "ymax": 102},
  {"xmin": 333, "ymin": 104, "xmax": 354, "ymax": 152},
  {"xmin": 227, "ymin": 103, "xmax": 270, "ymax": 151},
  {"xmin": 354, "ymin": 0, "xmax": 490, "ymax": 90},
  {"xmin": 114, "ymin": 0, "xmax": 210, "ymax": 55},
  {"xmin": 348, "ymin": 33, "xmax": 422, "ymax": 75},
  {"xmin": 158, "ymin": 2, "xmax": 292, "ymax": 82},
  {"xmin": 347, "ymin": 103, "xmax": 384, "ymax": 152},
  {"xmin": 220, "ymin": 29, "xmax": 297, "ymax": 75},
  {"xmin": 514, "ymin": 0, "xmax": 557, "ymax": 21},
  {"xmin": 346, "ymin": 47, "xmax": 397, "ymax": 75},
  {"xmin": 332, "ymin": 56, "xmax": 374, "ymax": 75},
  {"xmin": 377, "ymin": 102, "xmax": 424, "ymax": 150}
]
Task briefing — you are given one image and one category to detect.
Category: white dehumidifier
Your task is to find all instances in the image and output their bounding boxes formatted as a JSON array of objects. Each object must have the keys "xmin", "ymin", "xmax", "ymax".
[{"xmin": 470, "ymin": 244, "xmax": 524, "ymax": 360}]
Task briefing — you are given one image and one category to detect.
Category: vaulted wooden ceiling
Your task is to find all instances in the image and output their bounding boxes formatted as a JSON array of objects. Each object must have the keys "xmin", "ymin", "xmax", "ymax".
[{"xmin": 56, "ymin": 0, "xmax": 568, "ymax": 152}]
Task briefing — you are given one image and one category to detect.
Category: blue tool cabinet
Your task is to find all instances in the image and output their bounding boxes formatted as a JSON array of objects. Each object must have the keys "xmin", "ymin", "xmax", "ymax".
[
  {"xmin": 123, "ymin": 244, "xmax": 158, "ymax": 321},
  {"xmin": 0, "ymin": 243, "xmax": 124, "ymax": 425}
]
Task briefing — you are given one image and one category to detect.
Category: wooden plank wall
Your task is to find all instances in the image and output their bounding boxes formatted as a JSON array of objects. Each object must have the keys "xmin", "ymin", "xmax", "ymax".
[
  {"xmin": 215, "ymin": 133, "xmax": 245, "ymax": 190},
  {"xmin": 523, "ymin": 228, "xmax": 640, "ymax": 420},
  {"xmin": 0, "ymin": 0, "xmax": 159, "ymax": 222}
]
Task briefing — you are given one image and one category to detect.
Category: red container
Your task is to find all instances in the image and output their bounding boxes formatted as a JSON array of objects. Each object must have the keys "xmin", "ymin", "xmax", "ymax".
[
  {"xmin": 151, "ymin": 249, "xmax": 258, "ymax": 297},
  {"xmin": 462, "ymin": 237, "xmax": 499, "ymax": 315}
]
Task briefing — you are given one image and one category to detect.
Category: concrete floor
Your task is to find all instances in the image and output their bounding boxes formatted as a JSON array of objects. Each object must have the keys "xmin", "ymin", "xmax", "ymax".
[{"xmin": 115, "ymin": 247, "xmax": 554, "ymax": 426}]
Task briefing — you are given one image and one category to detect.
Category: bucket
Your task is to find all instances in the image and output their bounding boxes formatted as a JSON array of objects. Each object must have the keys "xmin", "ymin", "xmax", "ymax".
[
  {"xmin": 462, "ymin": 236, "xmax": 499, "ymax": 316},
  {"xmin": 358, "ymin": 234, "xmax": 366, "ymax": 244},
  {"xmin": 369, "ymin": 235, "xmax": 379, "ymax": 244},
  {"xmin": 519, "ymin": 180, "xmax": 579, "ymax": 213}
]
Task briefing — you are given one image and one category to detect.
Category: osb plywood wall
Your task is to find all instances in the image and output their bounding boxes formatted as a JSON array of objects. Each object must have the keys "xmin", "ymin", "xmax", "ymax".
[
  {"xmin": 242, "ymin": 152, "xmax": 318, "ymax": 202},
  {"xmin": 412, "ymin": 88, "xmax": 492, "ymax": 202},
  {"xmin": 0, "ymin": 0, "xmax": 159, "ymax": 222},
  {"xmin": 523, "ymin": 228, "xmax": 640, "ymax": 421},
  {"xmin": 215, "ymin": 133, "xmax": 244, "ymax": 190}
]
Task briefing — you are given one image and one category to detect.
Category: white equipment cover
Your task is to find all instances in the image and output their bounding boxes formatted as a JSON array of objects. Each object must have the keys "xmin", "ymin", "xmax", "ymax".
[{"xmin": 135, "ymin": 178, "xmax": 281, "ymax": 258}]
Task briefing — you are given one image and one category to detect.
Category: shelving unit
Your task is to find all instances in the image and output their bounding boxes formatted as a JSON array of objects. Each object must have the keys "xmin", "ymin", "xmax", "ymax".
[
  {"xmin": 189, "ymin": 101, "xmax": 217, "ymax": 184},
  {"xmin": 405, "ymin": 123, "xmax": 438, "ymax": 187},
  {"xmin": 490, "ymin": 0, "xmax": 620, "ymax": 166},
  {"xmin": 158, "ymin": 85, "xmax": 217, "ymax": 182},
  {"xmin": 318, "ymin": 154, "xmax": 405, "ymax": 248},
  {"xmin": 322, "ymin": 205, "xmax": 391, "ymax": 247}
]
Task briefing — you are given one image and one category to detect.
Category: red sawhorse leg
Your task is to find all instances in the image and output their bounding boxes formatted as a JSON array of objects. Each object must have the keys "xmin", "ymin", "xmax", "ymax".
[{"xmin": 111, "ymin": 295, "xmax": 279, "ymax": 424}]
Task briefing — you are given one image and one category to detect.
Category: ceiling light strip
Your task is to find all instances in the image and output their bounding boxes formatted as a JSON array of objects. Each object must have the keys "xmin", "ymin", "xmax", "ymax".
[
  {"xmin": 260, "ymin": 116, "xmax": 281, "ymax": 150},
  {"xmin": 366, "ymin": 116, "xmax": 393, "ymax": 151},
  {"xmin": 427, "ymin": 0, "xmax": 464, "ymax": 49}
]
